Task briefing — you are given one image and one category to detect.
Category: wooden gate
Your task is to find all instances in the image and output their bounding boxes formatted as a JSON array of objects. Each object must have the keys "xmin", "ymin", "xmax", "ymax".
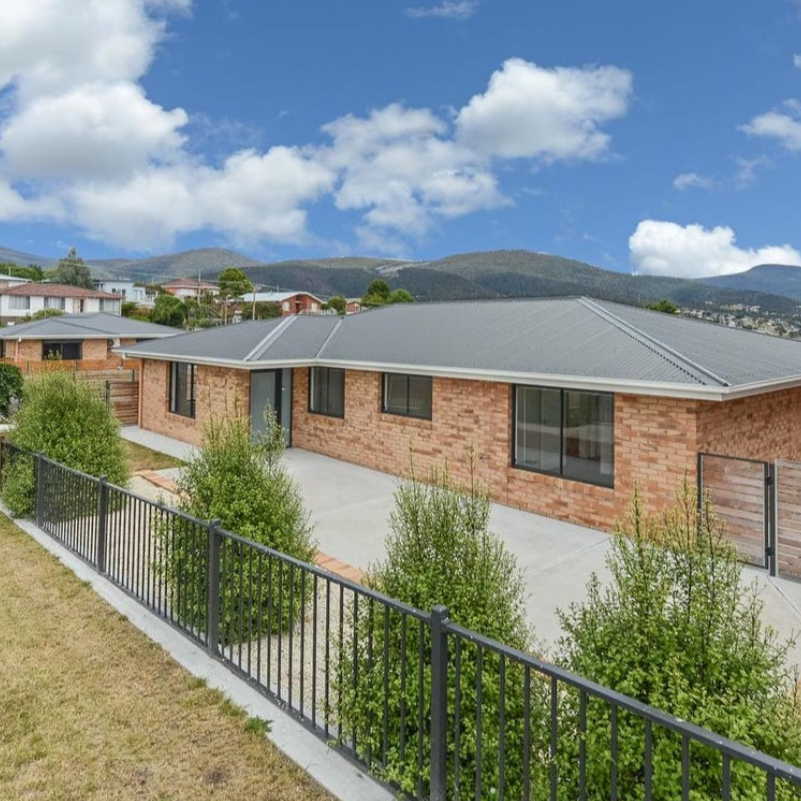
[
  {"xmin": 104, "ymin": 379, "xmax": 139, "ymax": 425},
  {"xmin": 776, "ymin": 460, "xmax": 801, "ymax": 580},
  {"xmin": 698, "ymin": 453, "xmax": 773, "ymax": 571}
]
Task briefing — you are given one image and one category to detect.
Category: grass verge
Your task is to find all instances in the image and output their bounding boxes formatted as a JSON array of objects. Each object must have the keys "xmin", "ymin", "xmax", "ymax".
[
  {"xmin": 0, "ymin": 514, "xmax": 334, "ymax": 801},
  {"xmin": 124, "ymin": 439, "xmax": 184, "ymax": 473}
]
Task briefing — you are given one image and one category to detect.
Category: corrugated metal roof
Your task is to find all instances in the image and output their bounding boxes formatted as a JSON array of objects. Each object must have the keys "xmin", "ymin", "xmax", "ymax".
[
  {"xmin": 120, "ymin": 298, "xmax": 801, "ymax": 395},
  {"xmin": 0, "ymin": 312, "xmax": 178, "ymax": 340}
]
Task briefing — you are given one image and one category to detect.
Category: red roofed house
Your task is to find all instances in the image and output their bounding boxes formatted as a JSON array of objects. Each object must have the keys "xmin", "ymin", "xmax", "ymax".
[
  {"xmin": 0, "ymin": 284, "xmax": 122, "ymax": 325},
  {"xmin": 161, "ymin": 278, "xmax": 220, "ymax": 299}
]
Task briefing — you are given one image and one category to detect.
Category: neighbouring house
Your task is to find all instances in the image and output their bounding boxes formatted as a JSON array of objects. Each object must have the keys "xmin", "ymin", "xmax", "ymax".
[
  {"xmin": 93, "ymin": 279, "xmax": 153, "ymax": 306},
  {"xmin": 0, "ymin": 283, "xmax": 122, "ymax": 324},
  {"xmin": 118, "ymin": 297, "xmax": 801, "ymax": 532},
  {"xmin": 161, "ymin": 278, "xmax": 220, "ymax": 299},
  {"xmin": 237, "ymin": 290, "xmax": 324, "ymax": 316},
  {"xmin": 0, "ymin": 274, "xmax": 31, "ymax": 290},
  {"xmin": 0, "ymin": 312, "xmax": 178, "ymax": 369},
  {"xmin": 345, "ymin": 299, "xmax": 362, "ymax": 314}
]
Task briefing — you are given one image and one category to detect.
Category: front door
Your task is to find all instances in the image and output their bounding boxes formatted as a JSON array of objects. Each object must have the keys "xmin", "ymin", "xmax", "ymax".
[{"xmin": 250, "ymin": 369, "xmax": 292, "ymax": 447}]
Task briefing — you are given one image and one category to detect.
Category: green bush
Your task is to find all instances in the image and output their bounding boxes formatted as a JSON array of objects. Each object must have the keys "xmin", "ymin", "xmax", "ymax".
[
  {"xmin": 556, "ymin": 485, "xmax": 801, "ymax": 800},
  {"xmin": 1, "ymin": 451, "xmax": 35, "ymax": 517},
  {"xmin": 1, "ymin": 371, "xmax": 128, "ymax": 516},
  {"xmin": 336, "ymin": 456, "xmax": 544, "ymax": 799},
  {"xmin": 159, "ymin": 410, "xmax": 315, "ymax": 642},
  {"xmin": 0, "ymin": 363, "xmax": 23, "ymax": 417}
]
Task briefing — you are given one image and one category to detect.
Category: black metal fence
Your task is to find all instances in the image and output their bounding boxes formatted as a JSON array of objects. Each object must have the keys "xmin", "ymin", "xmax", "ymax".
[{"xmin": 4, "ymin": 438, "xmax": 801, "ymax": 800}]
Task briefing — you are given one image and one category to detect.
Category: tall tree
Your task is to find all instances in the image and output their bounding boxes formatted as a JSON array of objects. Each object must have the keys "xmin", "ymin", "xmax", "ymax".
[
  {"xmin": 47, "ymin": 247, "xmax": 93, "ymax": 289},
  {"xmin": 218, "ymin": 266, "xmax": 254, "ymax": 323},
  {"xmin": 150, "ymin": 294, "xmax": 188, "ymax": 328}
]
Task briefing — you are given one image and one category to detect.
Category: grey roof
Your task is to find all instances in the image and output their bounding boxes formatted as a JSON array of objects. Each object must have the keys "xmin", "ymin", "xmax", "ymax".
[
  {"xmin": 119, "ymin": 298, "xmax": 801, "ymax": 399},
  {"xmin": 0, "ymin": 312, "xmax": 178, "ymax": 340}
]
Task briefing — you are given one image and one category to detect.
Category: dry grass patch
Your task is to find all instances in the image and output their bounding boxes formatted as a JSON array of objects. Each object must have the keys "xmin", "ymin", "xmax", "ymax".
[
  {"xmin": 124, "ymin": 440, "xmax": 184, "ymax": 473},
  {"xmin": 0, "ymin": 515, "xmax": 334, "ymax": 801}
]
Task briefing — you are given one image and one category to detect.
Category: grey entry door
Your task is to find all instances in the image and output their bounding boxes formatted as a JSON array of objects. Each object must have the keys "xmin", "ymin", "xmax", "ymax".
[{"xmin": 250, "ymin": 369, "xmax": 292, "ymax": 447}]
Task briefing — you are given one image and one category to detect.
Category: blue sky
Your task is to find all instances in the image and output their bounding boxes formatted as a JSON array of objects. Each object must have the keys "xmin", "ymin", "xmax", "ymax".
[{"xmin": 0, "ymin": 0, "xmax": 800, "ymax": 278}]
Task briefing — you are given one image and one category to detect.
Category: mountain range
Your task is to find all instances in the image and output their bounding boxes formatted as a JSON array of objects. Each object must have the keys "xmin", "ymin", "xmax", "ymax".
[{"xmin": 2, "ymin": 244, "xmax": 801, "ymax": 320}]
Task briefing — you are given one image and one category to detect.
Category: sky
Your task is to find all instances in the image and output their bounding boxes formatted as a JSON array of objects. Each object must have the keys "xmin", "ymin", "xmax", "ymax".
[{"xmin": 0, "ymin": 0, "xmax": 800, "ymax": 278}]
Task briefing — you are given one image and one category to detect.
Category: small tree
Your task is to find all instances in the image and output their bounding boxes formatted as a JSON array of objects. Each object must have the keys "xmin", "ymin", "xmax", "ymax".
[
  {"xmin": 150, "ymin": 294, "xmax": 188, "ymax": 328},
  {"xmin": 361, "ymin": 279, "xmax": 392, "ymax": 308},
  {"xmin": 337, "ymin": 455, "xmax": 544, "ymax": 798},
  {"xmin": 323, "ymin": 295, "xmax": 347, "ymax": 314},
  {"xmin": 1, "ymin": 371, "xmax": 129, "ymax": 516},
  {"xmin": 159, "ymin": 410, "xmax": 315, "ymax": 641},
  {"xmin": 388, "ymin": 288, "xmax": 415, "ymax": 304},
  {"xmin": 218, "ymin": 267, "xmax": 254, "ymax": 324},
  {"xmin": 46, "ymin": 247, "xmax": 94, "ymax": 288},
  {"xmin": 557, "ymin": 486, "xmax": 801, "ymax": 799}
]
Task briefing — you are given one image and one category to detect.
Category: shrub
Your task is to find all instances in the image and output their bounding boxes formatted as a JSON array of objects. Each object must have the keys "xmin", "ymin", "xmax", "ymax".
[
  {"xmin": 556, "ymin": 485, "xmax": 801, "ymax": 800},
  {"xmin": 336, "ymin": 455, "xmax": 545, "ymax": 799},
  {"xmin": 159, "ymin": 410, "xmax": 315, "ymax": 642},
  {"xmin": 1, "ymin": 371, "xmax": 128, "ymax": 516},
  {"xmin": 0, "ymin": 363, "xmax": 23, "ymax": 417}
]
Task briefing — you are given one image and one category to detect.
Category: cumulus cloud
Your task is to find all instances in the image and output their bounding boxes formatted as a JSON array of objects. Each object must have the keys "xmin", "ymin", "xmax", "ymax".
[
  {"xmin": 456, "ymin": 58, "xmax": 632, "ymax": 161},
  {"xmin": 405, "ymin": 1, "xmax": 478, "ymax": 20},
  {"xmin": 672, "ymin": 172, "xmax": 713, "ymax": 190},
  {"xmin": 629, "ymin": 220, "xmax": 801, "ymax": 278},
  {"xmin": 740, "ymin": 99, "xmax": 801, "ymax": 152},
  {"xmin": 0, "ymin": 1, "xmax": 632, "ymax": 251}
]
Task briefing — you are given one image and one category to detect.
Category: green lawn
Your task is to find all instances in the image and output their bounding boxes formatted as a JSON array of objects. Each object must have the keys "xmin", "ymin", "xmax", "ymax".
[
  {"xmin": 0, "ymin": 515, "xmax": 334, "ymax": 801},
  {"xmin": 124, "ymin": 439, "xmax": 184, "ymax": 473}
]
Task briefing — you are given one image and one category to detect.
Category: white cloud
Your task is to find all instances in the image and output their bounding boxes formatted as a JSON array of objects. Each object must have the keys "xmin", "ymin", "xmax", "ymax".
[
  {"xmin": 794, "ymin": 54, "xmax": 801, "ymax": 70},
  {"xmin": 405, "ymin": 1, "xmax": 478, "ymax": 20},
  {"xmin": 672, "ymin": 172, "xmax": 713, "ymax": 190},
  {"xmin": 456, "ymin": 58, "xmax": 632, "ymax": 161},
  {"xmin": 0, "ymin": 2, "xmax": 632, "ymax": 251},
  {"xmin": 733, "ymin": 155, "xmax": 770, "ymax": 189},
  {"xmin": 629, "ymin": 220, "xmax": 801, "ymax": 278},
  {"xmin": 740, "ymin": 99, "xmax": 801, "ymax": 151}
]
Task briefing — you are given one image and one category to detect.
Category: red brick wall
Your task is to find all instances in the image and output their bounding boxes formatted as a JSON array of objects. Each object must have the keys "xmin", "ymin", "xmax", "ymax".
[
  {"xmin": 4, "ymin": 337, "xmax": 134, "ymax": 368},
  {"xmin": 291, "ymin": 368, "xmax": 702, "ymax": 531},
  {"xmin": 139, "ymin": 359, "xmax": 250, "ymax": 445},
  {"xmin": 696, "ymin": 387, "xmax": 801, "ymax": 461}
]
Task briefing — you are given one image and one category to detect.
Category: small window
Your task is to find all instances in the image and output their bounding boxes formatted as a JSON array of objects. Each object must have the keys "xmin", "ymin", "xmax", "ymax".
[
  {"xmin": 169, "ymin": 362, "xmax": 197, "ymax": 418},
  {"xmin": 45, "ymin": 297, "xmax": 66, "ymax": 310},
  {"xmin": 382, "ymin": 373, "xmax": 432, "ymax": 420},
  {"xmin": 42, "ymin": 341, "xmax": 82, "ymax": 361},
  {"xmin": 309, "ymin": 367, "xmax": 345, "ymax": 417},
  {"xmin": 514, "ymin": 386, "xmax": 614, "ymax": 487}
]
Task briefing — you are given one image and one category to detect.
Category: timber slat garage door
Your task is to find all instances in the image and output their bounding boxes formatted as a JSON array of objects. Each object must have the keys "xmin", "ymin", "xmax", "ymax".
[
  {"xmin": 699, "ymin": 454, "xmax": 768, "ymax": 569},
  {"xmin": 776, "ymin": 460, "xmax": 801, "ymax": 579}
]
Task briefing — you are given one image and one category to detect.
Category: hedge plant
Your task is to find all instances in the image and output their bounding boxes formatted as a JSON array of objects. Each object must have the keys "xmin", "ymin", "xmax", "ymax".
[
  {"xmin": 158, "ymin": 410, "xmax": 315, "ymax": 643},
  {"xmin": 556, "ymin": 485, "xmax": 801, "ymax": 800},
  {"xmin": 1, "ymin": 371, "xmax": 128, "ymax": 517},
  {"xmin": 336, "ymin": 455, "xmax": 546, "ymax": 799},
  {"xmin": 0, "ymin": 363, "xmax": 23, "ymax": 418}
]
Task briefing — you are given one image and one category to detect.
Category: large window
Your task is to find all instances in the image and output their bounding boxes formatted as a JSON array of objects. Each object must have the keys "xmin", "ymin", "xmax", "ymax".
[
  {"xmin": 309, "ymin": 367, "xmax": 345, "ymax": 417},
  {"xmin": 382, "ymin": 373, "xmax": 432, "ymax": 420},
  {"xmin": 8, "ymin": 296, "xmax": 30, "ymax": 310},
  {"xmin": 45, "ymin": 297, "xmax": 66, "ymax": 310},
  {"xmin": 514, "ymin": 386, "xmax": 614, "ymax": 487},
  {"xmin": 42, "ymin": 341, "xmax": 82, "ymax": 361},
  {"xmin": 169, "ymin": 362, "xmax": 197, "ymax": 418}
]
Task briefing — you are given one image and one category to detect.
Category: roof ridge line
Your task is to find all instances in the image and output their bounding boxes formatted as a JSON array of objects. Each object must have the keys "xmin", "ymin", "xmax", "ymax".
[
  {"xmin": 315, "ymin": 315, "xmax": 345, "ymax": 358},
  {"xmin": 577, "ymin": 297, "xmax": 730, "ymax": 388},
  {"xmin": 243, "ymin": 316, "xmax": 297, "ymax": 362}
]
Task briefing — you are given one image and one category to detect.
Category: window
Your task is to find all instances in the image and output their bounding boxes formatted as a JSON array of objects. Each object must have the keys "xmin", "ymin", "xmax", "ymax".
[
  {"xmin": 8, "ymin": 296, "xmax": 30, "ymax": 310},
  {"xmin": 45, "ymin": 297, "xmax": 66, "ymax": 310},
  {"xmin": 309, "ymin": 367, "xmax": 345, "ymax": 417},
  {"xmin": 99, "ymin": 299, "xmax": 118, "ymax": 312},
  {"xmin": 42, "ymin": 341, "xmax": 82, "ymax": 361},
  {"xmin": 382, "ymin": 373, "xmax": 432, "ymax": 420},
  {"xmin": 514, "ymin": 387, "xmax": 614, "ymax": 487},
  {"xmin": 169, "ymin": 362, "xmax": 197, "ymax": 418}
]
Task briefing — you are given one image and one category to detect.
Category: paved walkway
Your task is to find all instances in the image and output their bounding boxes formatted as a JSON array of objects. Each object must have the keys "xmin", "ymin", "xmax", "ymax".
[{"xmin": 123, "ymin": 427, "xmax": 801, "ymax": 665}]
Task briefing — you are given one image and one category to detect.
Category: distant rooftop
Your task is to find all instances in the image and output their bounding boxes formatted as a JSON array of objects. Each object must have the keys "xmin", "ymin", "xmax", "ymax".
[
  {"xmin": 2, "ymin": 283, "xmax": 119, "ymax": 299},
  {"xmin": 119, "ymin": 297, "xmax": 801, "ymax": 400}
]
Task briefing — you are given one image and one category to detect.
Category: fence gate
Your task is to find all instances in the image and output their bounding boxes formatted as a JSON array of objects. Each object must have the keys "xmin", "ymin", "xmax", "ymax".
[
  {"xmin": 697, "ymin": 453, "xmax": 776, "ymax": 574},
  {"xmin": 104, "ymin": 379, "xmax": 140, "ymax": 426}
]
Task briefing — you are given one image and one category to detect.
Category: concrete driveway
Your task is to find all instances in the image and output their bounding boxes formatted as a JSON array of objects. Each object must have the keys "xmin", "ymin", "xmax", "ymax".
[{"xmin": 123, "ymin": 427, "xmax": 801, "ymax": 665}]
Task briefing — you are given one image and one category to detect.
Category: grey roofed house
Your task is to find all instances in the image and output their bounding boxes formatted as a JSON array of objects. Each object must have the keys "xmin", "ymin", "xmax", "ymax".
[
  {"xmin": 0, "ymin": 312, "xmax": 178, "ymax": 341},
  {"xmin": 118, "ymin": 297, "xmax": 801, "ymax": 400}
]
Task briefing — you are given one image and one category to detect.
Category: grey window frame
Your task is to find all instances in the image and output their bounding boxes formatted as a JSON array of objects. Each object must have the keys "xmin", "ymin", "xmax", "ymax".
[
  {"xmin": 308, "ymin": 367, "xmax": 345, "ymax": 418},
  {"xmin": 42, "ymin": 340, "xmax": 82, "ymax": 361},
  {"xmin": 513, "ymin": 385, "xmax": 615, "ymax": 488},
  {"xmin": 381, "ymin": 373, "xmax": 433, "ymax": 420},
  {"xmin": 169, "ymin": 362, "xmax": 197, "ymax": 418}
]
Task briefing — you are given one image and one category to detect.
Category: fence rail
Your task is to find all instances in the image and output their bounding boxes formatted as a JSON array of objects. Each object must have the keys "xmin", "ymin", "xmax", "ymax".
[{"xmin": 3, "ymin": 438, "xmax": 801, "ymax": 800}]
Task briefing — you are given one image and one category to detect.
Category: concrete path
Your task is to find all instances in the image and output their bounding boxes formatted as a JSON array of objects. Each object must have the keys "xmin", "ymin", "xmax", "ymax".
[{"xmin": 122, "ymin": 427, "xmax": 801, "ymax": 665}]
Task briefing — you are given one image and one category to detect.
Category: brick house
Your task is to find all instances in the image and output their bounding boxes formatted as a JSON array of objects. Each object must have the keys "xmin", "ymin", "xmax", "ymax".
[
  {"xmin": 0, "ymin": 312, "xmax": 178, "ymax": 369},
  {"xmin": 0, "ymin": 283, "xmax": 122, "ymax": 324},
  {"xmin": 236, "ymin": 290, "xmax": 324, "ymax": 316},
  {"xmin": 119, "ymin": 298, "xmax": 801, "ymax": 531}
]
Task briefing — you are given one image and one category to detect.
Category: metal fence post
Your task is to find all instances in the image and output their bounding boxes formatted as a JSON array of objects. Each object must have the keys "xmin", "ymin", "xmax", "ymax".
[
  {"xmin": 34, "ymin": 452, "xmax": 45, "ymax": 528},
  {"xmin": 207, "ymin": 519, "xmax": 222, "ymax": 657},
  {"xmin": 96, "ymin": 476, "xmax": 109, "ymax": 573},
  {"xmin": 429, "ymin": 604, "xmax": 450, "ymax": 801}
]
